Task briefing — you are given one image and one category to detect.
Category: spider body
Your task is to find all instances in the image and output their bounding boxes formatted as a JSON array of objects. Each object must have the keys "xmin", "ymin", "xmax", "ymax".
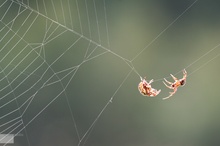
[
  {"xmin": 163, "ymin": 69, "xmax": 187, "ymax": 100},
  {"xmin": 138, "ymin": 77, "xmax": 161, "ymax": 97}
]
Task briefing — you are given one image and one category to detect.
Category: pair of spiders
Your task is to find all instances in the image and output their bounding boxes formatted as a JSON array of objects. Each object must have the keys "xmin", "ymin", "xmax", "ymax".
[{"xmin": 138, "ymin": 69, "xmax": 187, "ymax": 100}]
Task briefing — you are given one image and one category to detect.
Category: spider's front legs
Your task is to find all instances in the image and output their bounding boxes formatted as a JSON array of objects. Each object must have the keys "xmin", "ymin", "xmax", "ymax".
[{"xmin": 183, "ymin": 69, "xmax": 187, "ymax": 78}]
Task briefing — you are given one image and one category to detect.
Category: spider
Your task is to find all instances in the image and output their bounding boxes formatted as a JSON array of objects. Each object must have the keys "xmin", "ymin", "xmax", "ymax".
[
  {"xmin": 138, "ymin": 77, "xmax": 161, "ymax": 97},
  {"xmin": 163, "ymin": 69, "xmax": 187, "ymax": 100}
]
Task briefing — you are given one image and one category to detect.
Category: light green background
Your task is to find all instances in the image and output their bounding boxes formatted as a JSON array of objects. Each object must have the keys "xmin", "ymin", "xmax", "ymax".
[{"xmin": 0, "ymin": 0, "xmax": 220, "ymax": 146}]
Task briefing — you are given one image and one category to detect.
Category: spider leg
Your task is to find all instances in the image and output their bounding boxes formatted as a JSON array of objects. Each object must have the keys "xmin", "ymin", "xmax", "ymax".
[
  {"xmin": 162, "ymin": 94, "xmax": 172, "ymax": 100},
  {"xmin": 183, "ymin": 69, "xmax": 187, "ymax": 78},
  {"xmin": 148, "ymin": 79, "xmax": 154, "ymax": 84},
  {"xmin": 163, "ymin": 81, "xmax": 173, "ymax": 89},
  {"xmin": 157, "ymin": 89, "xmax": 161, "ymax": 94},
  {"xmin": 163, "ymin": 78, "xmax": 172, "ymax": 84},
  {"xmin": 179, "ymin": 69, "xmax": 187, "ymax": 85},
  {"xmin": 183, "ymin": 69, "xmax": 187, "ymax": 74},
  {"xmin": 162, "ymin": 88, "xmax": 177, "ymax": 100},
  {"xmin": 169, "ymin": 88, "xmax": 177, "ymax": 96},
  {"xmin": 162, "ymin": 91, "xmax": 174, "ymax": 100},
  {"xmin": 140, "ymin": 76, "xmax": 143, "ymax": 81},
  {"xmin": 163, "ymin": 81, "xmax": 170, "ymax": 88},
  {"xmin": 170, "ymin": 74, "xmax": 178, "ymax": 81},
  {"xmin": 149, "ymin": 89, "xmax": 161, "ymax": 97}
]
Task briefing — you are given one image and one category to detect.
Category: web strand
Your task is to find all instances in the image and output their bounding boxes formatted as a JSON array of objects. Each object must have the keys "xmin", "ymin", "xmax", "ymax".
[
  {"xmin": 154, "ymin": 42, "xmax": 220, "ymax": 82},
  {"xmin": 130, "ymin": 0, "xmax": 198, "ymax": 62},
  {"xmin": 77, "ymin": 69, "xmax": 133, "ymax": 146},
  {"xmin": 1, "ymin": 0, "xmax": 220, "ymax": 146}
]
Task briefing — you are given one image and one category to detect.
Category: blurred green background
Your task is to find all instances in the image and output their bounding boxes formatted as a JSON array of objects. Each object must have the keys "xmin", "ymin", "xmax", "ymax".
[{"xmin": 1, "ymin": 0, "xmax": 220, "ymax": 146}]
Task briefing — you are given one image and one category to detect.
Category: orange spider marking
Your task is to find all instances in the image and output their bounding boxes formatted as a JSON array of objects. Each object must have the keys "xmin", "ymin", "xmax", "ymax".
[
  {"xmin": 163, "ymin": 69, "xmax": 187, "ymax": 100},
  {"xmin": 138, "ymin": 77, "xmax": 161, "ymax": 97}
]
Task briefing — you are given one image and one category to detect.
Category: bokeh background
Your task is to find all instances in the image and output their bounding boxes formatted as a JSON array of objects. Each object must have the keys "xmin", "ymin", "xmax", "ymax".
[{"xmin": 1, "ymin": 0, "xmax": 220, "ymax": 146}]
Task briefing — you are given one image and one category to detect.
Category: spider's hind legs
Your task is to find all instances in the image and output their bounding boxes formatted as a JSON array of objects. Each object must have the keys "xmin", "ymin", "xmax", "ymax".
[
  {"xmin": 163, "ymin": 81, "xmax": 173, "ymax": 89},
  {"xmin": 170, "ymin": 74, "xmax": 178, "ymax": 81},
  {"xmin": 163, "ymin": 78, "xmax": 172, "ymax": 84}
]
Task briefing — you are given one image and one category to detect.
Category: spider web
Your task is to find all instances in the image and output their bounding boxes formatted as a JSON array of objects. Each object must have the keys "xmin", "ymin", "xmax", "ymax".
[{"xmin": 1, "ymin": 0, "xmax": 220, "ymax": 146}]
